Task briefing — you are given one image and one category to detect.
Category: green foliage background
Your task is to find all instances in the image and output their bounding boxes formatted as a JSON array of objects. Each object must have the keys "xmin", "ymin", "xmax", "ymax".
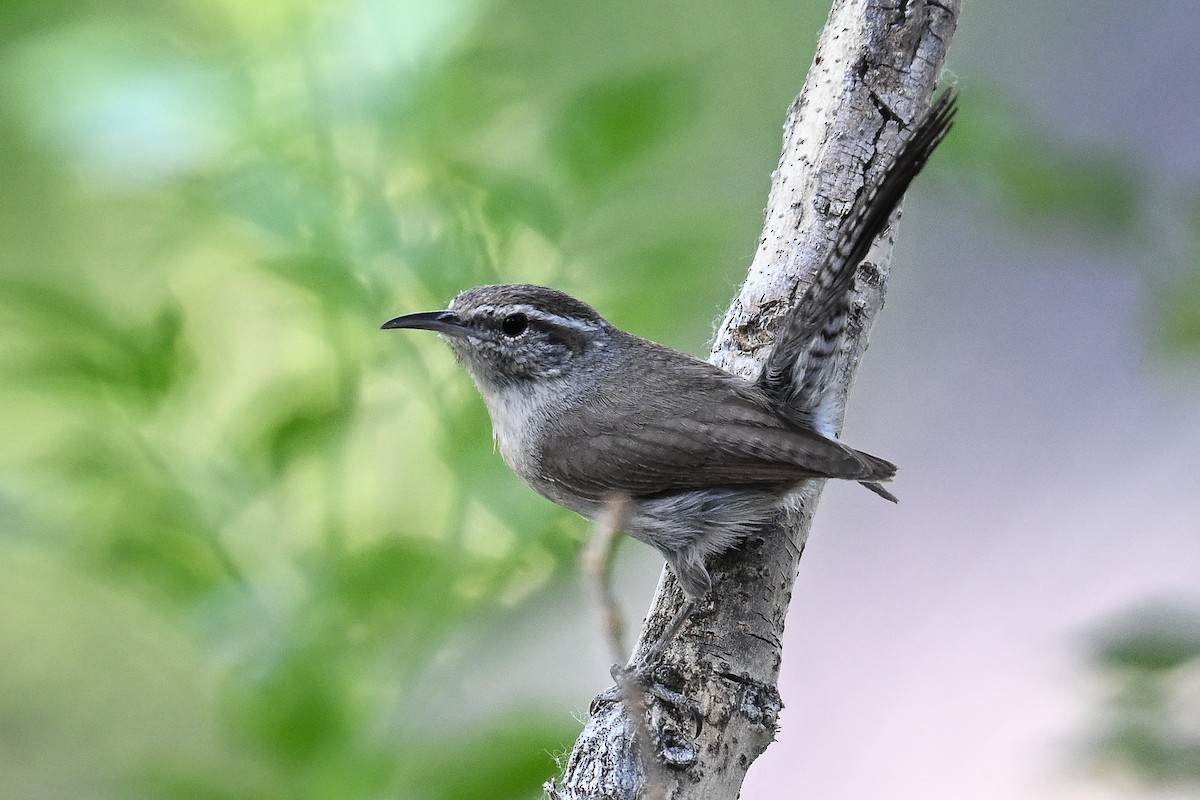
[{"xmin": 0, "ymin": 1, "xmax": 1195, "ymax": 798}]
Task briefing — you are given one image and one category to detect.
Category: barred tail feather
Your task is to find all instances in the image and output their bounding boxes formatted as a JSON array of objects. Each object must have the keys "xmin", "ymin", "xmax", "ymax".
[
  {"xmin": 860, "ymin": 481, "xmax": 898, "ymax": 503},
  {"xmin": 758, "ymin": 89, "xmax": 957, "ymax": 422}
]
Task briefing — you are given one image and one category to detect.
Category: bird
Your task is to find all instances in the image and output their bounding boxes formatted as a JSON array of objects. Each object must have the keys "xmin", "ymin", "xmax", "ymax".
[{"xmin": 383, "ymin": 89, "xmax": 955, "ymax": 650}]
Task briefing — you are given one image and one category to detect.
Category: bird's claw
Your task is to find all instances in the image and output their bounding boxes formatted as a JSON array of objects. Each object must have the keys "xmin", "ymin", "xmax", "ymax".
[{"xmin": 602, "ymin": 660, "xmax": 701, "ymax": 731}]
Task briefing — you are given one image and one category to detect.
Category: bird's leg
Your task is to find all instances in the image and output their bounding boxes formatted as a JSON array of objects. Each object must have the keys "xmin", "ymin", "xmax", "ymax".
[
  {"xmin": 639, "ymin": 599, "xmax": 696, "ymax": 667},
  {"xmin": 609, "ymin": 598, "xmax": 696, "ymax": 682},
  {"xmin": 598, "ymin": 525, "xmax": 708, "ymax": 723},
  {"xmin": 607, "ymin": 597, "xmax": 702, "ymax": 729},
  {"xmin": 610, "ymin": 543, "xmax": 710, "ymax": 679}
]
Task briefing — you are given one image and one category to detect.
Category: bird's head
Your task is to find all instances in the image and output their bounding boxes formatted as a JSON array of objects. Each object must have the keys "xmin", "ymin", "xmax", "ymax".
[{"xmin": 382, "ymin": 283, "xmax": 614, "ymax": 388}]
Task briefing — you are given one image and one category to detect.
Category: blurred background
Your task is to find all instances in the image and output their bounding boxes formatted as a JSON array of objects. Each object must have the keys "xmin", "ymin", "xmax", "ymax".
[{"xmin": 1, "ymin": 0, "xmax": 1197, "ymax": 798}]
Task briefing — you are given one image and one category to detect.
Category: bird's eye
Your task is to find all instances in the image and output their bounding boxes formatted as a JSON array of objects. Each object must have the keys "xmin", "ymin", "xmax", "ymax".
[{"xmin": 500, "ymin": 313, "xmax": 528, "ymax": 337}]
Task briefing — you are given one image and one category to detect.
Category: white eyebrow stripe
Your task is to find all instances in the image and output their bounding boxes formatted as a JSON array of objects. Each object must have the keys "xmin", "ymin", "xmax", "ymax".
[{"xmin": 470, "ymin": 304, "xmax": 603, "ymax": 333}]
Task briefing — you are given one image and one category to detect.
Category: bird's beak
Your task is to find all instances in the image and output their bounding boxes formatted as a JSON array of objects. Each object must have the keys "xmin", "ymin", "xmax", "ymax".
[{"xmin": 381, "ymin": 310, "xmax": 467, "ymax": 336}]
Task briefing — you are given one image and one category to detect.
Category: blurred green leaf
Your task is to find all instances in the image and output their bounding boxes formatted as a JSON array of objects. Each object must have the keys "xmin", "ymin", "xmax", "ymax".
[
  {"xmin": 552, "ymin": 66, "xmax": 702, "ymax": 189},
  {"xmin": 41, "ymin": 431, "xmax": 240, "ymax": 600},
  {"xmin": 939, "ymin": 88, "xmax": 1143, "ymax": 233},
  {"xmin": 220, "ymin": 159, "xmax": 335, "ymax": 245},
  {"xmin": 329, "ymin": 537, "xmax": 476, "ymax": 649},
  {"xmin": 0, "ymin": 278, "xmax": 192, "ymax": 406},
  {"xmin": 1092, "ymin": 606, "xmax": 1200, "ymax": 673},
  {"xmin": 232, "ymin": 377, "xmax": 353, "ymax": 477},
  {"xmin": 1160, "ymin": 280, "xmax": 1200, "ymax": 355},
  {"xmin": 1081, "ymin": 604, "xmax": 1200, "ymax": 789},
  {"xmin": 409, "ymin": 715, "xmax": 577, "ymax": 800},
  {"xmin": 257, "ymin": 253, "xmax": 378, "ymax": 315},
  {"xmin": 477, "ymin": 168, "xmax": 568, "ymax": 243},
  {"xmin": 1158, "ymin": 194, "xmax": 1200, "ymax": 356}
]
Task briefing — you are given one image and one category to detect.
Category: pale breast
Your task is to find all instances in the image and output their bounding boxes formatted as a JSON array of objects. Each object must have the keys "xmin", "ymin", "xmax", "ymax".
[
  {"xmin": 482, "ymin": 380, "xmax": 600, "ymax": 519},
  {"xmin": 484, "ymin": 383, "xmax": 544, "ymax": 475}
]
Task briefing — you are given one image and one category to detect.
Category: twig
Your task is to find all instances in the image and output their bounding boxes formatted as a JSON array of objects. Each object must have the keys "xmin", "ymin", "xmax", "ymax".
[
  {"xmin": 579, "ymin": 495, "xmax": 667, "ymax": 799},
  {"xmin": 582, "ymin": 495, "xmax": 629, "ymax": 665}
]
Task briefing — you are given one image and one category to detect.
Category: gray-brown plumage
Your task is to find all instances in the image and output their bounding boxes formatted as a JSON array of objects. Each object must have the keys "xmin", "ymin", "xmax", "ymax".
[{"xmin": 383, "ymin": 90, "xmax": 955, "ymax": 603}]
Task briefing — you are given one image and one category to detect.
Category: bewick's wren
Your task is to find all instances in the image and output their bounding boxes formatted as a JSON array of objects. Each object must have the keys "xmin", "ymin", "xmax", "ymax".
[{"xmin": 384, "ymin": 91, "xmax": 954, "ymax": 615}]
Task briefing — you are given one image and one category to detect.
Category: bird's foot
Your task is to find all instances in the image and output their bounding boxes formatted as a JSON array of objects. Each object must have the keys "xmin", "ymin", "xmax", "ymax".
[
  {"xmin": 591, "ymin": 599, "xmax": 702, "ymax": 728},
  {"xmin": 600, "ymin": 660, "xmax": 701, "ymax": 732}
]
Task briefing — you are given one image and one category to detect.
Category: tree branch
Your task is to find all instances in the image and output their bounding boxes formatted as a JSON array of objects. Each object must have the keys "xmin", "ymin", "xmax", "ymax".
[{"xmin": 548, "ymin": 1, "xmax": 960, "ymax": 797}]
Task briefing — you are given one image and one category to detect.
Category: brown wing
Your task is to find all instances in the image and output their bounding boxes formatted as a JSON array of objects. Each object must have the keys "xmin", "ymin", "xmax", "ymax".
[{"xmin": 534, "ymin": 345, "xmax": 894, "ymax": 501}]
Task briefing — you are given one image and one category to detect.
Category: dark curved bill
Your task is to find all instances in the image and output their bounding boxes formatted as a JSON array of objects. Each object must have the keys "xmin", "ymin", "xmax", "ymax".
[{"xmin": 380, "ymin": 310, "xmax": 466, "ymax": 335}]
